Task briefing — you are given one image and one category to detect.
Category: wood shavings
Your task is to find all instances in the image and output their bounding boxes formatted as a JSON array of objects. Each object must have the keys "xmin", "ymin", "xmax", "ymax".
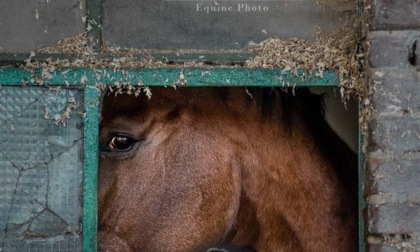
[
  {"xmin": 25, "ymin": 32, "xmax": 243, "ymax": 80},
  {"xmin": 42, "ymin": 68, "xmax": 53, "ymax": 80},
  {"xmin": 43, "ymin": 101, "xmax": 78, "ymax": 126},
  {"xmin": 143, "ymin": 87, "xmax": 152, "ymax": 99},
  {"xmin": 53, "ymin": 98, "xmax": 79, "ymax": 126},
  {"xmin": 107, "ymin": 82, "xmax": 153, "ymax": 98},
  {"xmin": 37, "ymin": 32, "xmax": 94, "ymax": 57},
  {"xmin": 246, "ymin": 25, "xmax": 366, "ymax": 101},
  {"xmin": 374, "ymin": 71, "xmax": 385, "ymax": 77},
  {"xmin": 103, "ymin": 47, "xmax": 244, "ymax": 55},
  {"xmin": 21, "ymin": 19, "xmax": 370, "ymax": 143},
  {"xmin": 247, "ymin": 21, "xmax": 369, "ymax": 148},
  {"xmin": 174, "ymin": 71, "xmax": 187, "ymax": 86},
  {"xmin": 43, "ymin": 107, "xmax": 50, "ymax": 119}
]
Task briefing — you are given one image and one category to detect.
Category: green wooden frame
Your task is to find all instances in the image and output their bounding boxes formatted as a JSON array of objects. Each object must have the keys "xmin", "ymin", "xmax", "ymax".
[
  {"xmin": 0, "ymin": 0, "xmax": 365, "ymax": 251},
  {"xmin": 0, "ymin": 67, "xmax": 342, "ymax": 252}
]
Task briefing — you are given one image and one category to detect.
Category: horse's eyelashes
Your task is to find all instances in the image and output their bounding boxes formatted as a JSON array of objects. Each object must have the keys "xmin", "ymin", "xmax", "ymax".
[{"xmin": 101, "ymin": 135, "xmax": 137, "ymax": 153}]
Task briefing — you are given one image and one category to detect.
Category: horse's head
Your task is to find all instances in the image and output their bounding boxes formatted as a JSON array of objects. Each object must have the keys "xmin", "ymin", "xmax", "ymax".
[
  {"xmin": 98, "ymin": 87, "xmax": 357, "ymax": 252},
  {"xmin": 98, "ymin": 88, "xmax": 250, "ymax": 251}
]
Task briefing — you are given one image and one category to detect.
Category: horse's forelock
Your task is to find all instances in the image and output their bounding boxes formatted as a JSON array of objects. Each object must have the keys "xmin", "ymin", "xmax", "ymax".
[
  {"xmin": 102, "ymin": 87, "xmax": 326, "ymax": 129},
  {"xmin": 241, "ymin": 87, "xmax": 326, "ymax": 135}
]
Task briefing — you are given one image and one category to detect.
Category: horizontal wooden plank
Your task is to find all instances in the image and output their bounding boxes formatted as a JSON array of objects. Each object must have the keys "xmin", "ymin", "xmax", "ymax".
[{"xmin": 0, "ymin": 67, "xmax": 339, "ymax": 87}]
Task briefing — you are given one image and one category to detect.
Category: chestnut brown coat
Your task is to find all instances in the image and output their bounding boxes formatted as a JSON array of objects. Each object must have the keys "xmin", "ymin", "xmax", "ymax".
[{"xmin": 98, "ymin": 87, "xmax": 357, "ymax": 252}]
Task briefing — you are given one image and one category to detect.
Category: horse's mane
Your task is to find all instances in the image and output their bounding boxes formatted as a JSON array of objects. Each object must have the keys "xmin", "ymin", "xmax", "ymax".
[
  {"xmin": 249, "ymin": 87, "xmax": 357, "ymax": 199},
  {"xmin": 245, "ymin": 87, "xmax": 326, "ymax": 135}
]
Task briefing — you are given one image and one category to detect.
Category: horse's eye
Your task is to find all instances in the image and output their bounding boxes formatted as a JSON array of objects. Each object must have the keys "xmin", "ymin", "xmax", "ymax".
[{"xmin": 102, "ymin": 135, "xmax": 137, "ymax": 152}]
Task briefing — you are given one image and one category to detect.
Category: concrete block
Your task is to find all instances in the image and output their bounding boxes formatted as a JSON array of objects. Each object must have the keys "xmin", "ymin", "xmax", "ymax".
[
  {"xmin": 367, "ymin": 244, "xmax": 402, "ymax": 252},
  {"xmin": 368, "ymin": 31, "xmax": 420, "ymax": 68},
  {"xmin": 370, "ymin": 117, "xmax": 420, "ymax": 153},
  {"xmin": 369, "ymin": 0, "xmax": 420, "ymax": 30},
  {"xmin": 368, "ymin": 202, "xmax": 420, "ymax": 233},
  {"xmin": 367, "ymin": 234, "xmax": 419, "ymax": 252},
  {"xmin": 366, "ymin": 156, "xmax": 420, "ymax": 195},
  {"xmin": 371, "ymin": 69, "xmax": 420, "ymax": 116}
]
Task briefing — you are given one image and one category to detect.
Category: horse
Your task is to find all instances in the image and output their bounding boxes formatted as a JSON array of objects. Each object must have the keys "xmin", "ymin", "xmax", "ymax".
[{"xmin": 98, "ymin": 86, "xmax": 358, "ymax": 252}]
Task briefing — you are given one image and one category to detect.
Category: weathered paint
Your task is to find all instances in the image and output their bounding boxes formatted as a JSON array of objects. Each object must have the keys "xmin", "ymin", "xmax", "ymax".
[
  {"xmin": 0, "ymin": 67, "xmax": 339, "ymax": 87},
  {"xmin": 83, "ymin": 87, "xmax": 100, "ymax": 252}
]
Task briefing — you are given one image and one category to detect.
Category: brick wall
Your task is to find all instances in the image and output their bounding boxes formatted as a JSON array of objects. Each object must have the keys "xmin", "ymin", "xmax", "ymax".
[{"xmin": 366, "ymin": 0, "xmax": 420, "ymax": 251}]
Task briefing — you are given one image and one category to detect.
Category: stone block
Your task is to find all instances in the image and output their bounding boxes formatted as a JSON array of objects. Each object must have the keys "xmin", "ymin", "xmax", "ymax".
[
  {"xmin": 367, "ymin": 233, "xmax": 419, "ymax": 252},
  {"xmin": 368, "ymin": 202, "xmax": 420, "ymax": 234},
  {"xmin": 370, "ymin": 117, "xmax": 420, "ymax": 153},
  {"xmin": 369, "ymin": 0, "xmax": 420, "ymax": 30},
  {"xmin": 371, "ymin": 69, "xmax": 420, "ymax": 116},
  {"xmin": 368, "ymin": 31, "xmax": 420, "ymax": 68},
  {"xmin": 366, "ymin": 155, "xmax": 420, "ymax": 195},
  {"xmin": 367, "ymin": 244, "xmax": 402, "ymax": 252}
]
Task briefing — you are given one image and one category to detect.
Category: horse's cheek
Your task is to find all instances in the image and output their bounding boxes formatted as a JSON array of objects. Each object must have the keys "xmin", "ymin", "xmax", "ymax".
[
  {"xmin": 98, "ymin": 159, "xmax": 115, "ymax": 209},
  {"xmin": 98, "ymin": 228, "xmax": 133, "ymax": 252},
  {"xmin": 98, "ymin": 154, "xmax": 166, "ymax": 250}
]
